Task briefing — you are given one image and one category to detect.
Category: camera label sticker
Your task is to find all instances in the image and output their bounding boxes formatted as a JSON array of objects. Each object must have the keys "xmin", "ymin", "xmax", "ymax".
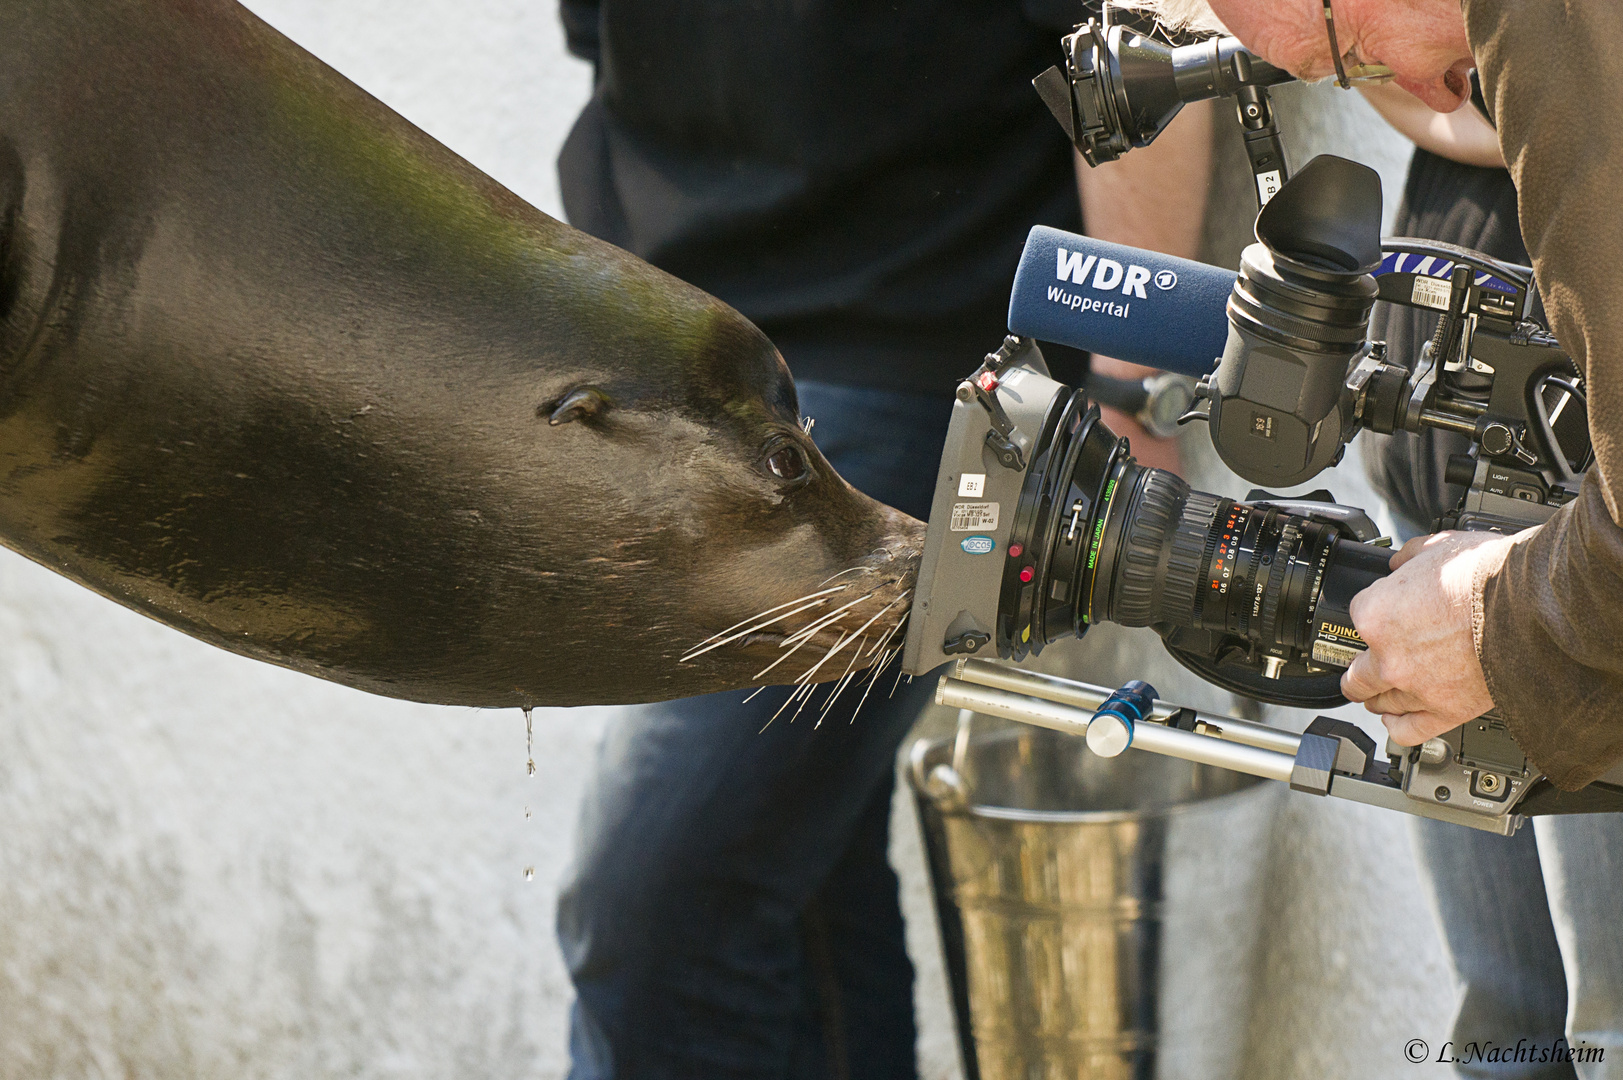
[
  {"xmin": 1313, "ymin": 620, "xmax": 1367, "ymax": 669},
  {"xmin": 958, "ymin": 473, "xmax": 986, "ymax": 497},
  {"xmin": 1256, "ymin": 170, "xmax": 1282, "ymax": 204},
  {"xmin": 950, "ymin": 502, "xmax": 999, "ymax": 532},
  {"xmin": 960, "ymin": 535, "xmax": 996, "ymax": 555},
  {"xmin": 1312, "ymin": 639, "xmax": 1361, "ymax": 668},
  {"xmin": 1411, "ymin": 275, "xmax": 1453, "ymax": 310}
]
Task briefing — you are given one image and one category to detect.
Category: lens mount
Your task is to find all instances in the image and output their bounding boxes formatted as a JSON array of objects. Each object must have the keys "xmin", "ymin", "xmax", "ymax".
[{"xmin": 995, "ymin": 391, "xmax": 1125, "ymax": 660}]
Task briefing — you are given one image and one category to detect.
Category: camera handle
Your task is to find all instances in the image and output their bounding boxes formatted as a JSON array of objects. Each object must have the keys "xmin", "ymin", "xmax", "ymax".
[{"xmin": 1235, "ymin": 83, "xmax": 1287, "ymax": 207}]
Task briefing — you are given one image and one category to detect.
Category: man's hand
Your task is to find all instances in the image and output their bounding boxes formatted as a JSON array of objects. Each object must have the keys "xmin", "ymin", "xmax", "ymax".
[{"xmin": 1341, "ymin": 531, "xmax": 1512, "ymax": 745}]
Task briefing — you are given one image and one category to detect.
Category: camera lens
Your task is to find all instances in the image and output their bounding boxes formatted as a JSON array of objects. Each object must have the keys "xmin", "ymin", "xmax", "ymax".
[
  {"xmin": 1108, "ymin": 483, "xmax": 1342, "ymax": 646},
  {"xmin": 995, "ymin": 396, "xmax": 1386, "ymax": 704}
]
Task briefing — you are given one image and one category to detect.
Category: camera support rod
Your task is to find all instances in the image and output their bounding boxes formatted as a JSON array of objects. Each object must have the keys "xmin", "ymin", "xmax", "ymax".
[{"xmin": 937, "ymin": 658, "xmax": 1523, "ymax": 835}]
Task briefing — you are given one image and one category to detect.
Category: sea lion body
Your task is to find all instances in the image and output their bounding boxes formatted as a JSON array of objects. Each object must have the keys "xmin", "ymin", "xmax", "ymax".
[{"xmin": 0, "ymin": 0, "xmax": 919, "ymax": 706}]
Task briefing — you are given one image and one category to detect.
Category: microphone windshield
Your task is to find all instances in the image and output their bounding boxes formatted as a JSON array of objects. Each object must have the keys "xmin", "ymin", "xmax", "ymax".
[{"xmin": 1007, "ymin": 226, "xmax": 1235, "ymax": 378}]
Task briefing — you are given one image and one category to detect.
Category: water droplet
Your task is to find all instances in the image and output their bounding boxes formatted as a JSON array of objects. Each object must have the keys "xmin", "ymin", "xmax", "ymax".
[
  {"xmin": 523, "ymin": 866, "xmax": 535, "ymax": 882},
  {"xmin": 523, "ymin": 705, "xmax": 535, "ymax": 778}
]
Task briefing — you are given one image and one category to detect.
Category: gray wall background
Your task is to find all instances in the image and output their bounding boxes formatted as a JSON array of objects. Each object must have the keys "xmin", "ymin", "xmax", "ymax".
[{"xmin": 0, "ymin": 4, "xmax": 1470, "ymax": 1078}]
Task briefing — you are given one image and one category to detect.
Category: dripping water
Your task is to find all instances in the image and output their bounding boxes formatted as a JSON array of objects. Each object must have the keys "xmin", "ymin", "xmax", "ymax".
[
  {"xmin": 523, "ymin": 706, "xmax": 536, "ymax": 882},
  {"xmin": 524, "ymin": 706, "xmax": 535, "ymax": 777}
]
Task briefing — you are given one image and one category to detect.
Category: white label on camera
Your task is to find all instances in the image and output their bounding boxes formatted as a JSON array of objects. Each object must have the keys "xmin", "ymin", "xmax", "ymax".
[
  {"xmin": 950, "ymin": 502, "xmax": 999, "ymax": 532},
  {"xmin": 1411, "ymin": 276, "xmax": 1453, "ymax": 310},
  {"xmin": 958, "ymin": 473, "xmax": 986, "ymax": 497},
  {"xmin": 1312, "ymin": 639, "xmax": 1362, "ymax": 668},
  {"xmin": 1256, "ymin": 170, "xmax": 1283, "ymax": 204}
]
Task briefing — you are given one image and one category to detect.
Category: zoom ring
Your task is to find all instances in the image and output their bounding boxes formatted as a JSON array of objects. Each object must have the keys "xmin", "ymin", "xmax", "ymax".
[
  {"xmin": 1158, "ymin": 490, "xmax": 1223, "ymax": 628},
  {"xmin": 1110, "ymin": 468, "xmax": 1189, "ymax": 627}
]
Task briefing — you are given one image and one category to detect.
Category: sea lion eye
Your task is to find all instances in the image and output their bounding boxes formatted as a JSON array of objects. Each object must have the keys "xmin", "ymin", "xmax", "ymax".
[
  {"xmin": 765, "ymin": 443, "xmax": 809, "ymax": 482},
  {"xmin": 544, "ymin": 386, "xmax": 611, "ymax": 426}
]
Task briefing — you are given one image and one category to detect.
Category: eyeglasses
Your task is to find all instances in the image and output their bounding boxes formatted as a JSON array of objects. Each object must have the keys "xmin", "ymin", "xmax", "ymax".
[{"xmin": 1323, "ymin": 0, "xmax": 1394, "ymax": 88}]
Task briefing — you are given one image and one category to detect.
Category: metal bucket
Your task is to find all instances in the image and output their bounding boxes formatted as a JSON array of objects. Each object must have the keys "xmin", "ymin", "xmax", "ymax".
[{"xmin": 908, "ymin": 714, "xmax": 1265, "ymax": 1080}]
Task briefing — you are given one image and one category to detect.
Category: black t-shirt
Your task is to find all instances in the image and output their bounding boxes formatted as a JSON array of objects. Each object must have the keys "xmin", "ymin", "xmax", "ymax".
[{"xmin": 558, "ymin": 0, "xmax": 1089, "ymax": 394}]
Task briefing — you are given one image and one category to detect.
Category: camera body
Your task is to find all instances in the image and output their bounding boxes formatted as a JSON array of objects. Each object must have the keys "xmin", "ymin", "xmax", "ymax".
[
  {"xmin": 900, "ymin": 280, "xmax": 1584, "ymax": 824},
  {"xmin": 900, "ymin": 340, "xmax": 1054, "ymax": 671},
  {"xmin": 900, "ymin": 12, "xmax": 1617, "ymax": 826},
  {"xmin": 902, "ymin": 173, "xmax": 1595, "ymax": 825},
  {"xmin": 900, "ymin": 333, "xmax": 1394, "ymax": 704}
]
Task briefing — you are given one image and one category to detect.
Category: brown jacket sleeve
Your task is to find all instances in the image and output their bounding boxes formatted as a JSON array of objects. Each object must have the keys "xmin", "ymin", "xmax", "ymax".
[{"xmin": 1466, "ymin": 0, "xmax": 1623, "ymax": 789}]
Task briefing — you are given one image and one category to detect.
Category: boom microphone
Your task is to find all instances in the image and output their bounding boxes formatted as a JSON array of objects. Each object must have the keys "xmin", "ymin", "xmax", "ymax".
[{"xmin": 1007, "ymin": 226, "xmax": 1235, "ymax": 377}]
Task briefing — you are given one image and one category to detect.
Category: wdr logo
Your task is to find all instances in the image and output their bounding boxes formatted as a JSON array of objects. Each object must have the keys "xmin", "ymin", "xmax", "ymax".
[{"xmin": 1056, "ymin": 247, "xmax": 1152, "ymax": 299}]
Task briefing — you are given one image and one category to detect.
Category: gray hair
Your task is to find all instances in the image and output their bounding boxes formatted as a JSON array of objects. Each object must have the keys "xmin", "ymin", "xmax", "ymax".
[{"xmin": 1112, "ymin": 0, "xmax": 1230, "ymax": 36}]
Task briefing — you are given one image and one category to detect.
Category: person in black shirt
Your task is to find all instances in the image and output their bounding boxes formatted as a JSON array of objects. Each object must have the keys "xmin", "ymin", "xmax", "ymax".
[
  {"xmin": 552, "ymin": 4, "xmax": 1210, "ymax": 1075},
  {"xmin": 557, "ymin": 0, "xmax": 1088, "ymax": 394}
]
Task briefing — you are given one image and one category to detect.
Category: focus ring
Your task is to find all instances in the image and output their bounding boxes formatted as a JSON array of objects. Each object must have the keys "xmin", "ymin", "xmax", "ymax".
[
  {"xmin": 1158, "ymin": 491, "xmax": 1222, "ymax": 627},
  {"xmin": 1256, "ymin": 518, "xmax": 1300, "ymax": 647},
  {"xmin": 1111, "ymin": 469, "xmax": 1188, "ymax": 627}
]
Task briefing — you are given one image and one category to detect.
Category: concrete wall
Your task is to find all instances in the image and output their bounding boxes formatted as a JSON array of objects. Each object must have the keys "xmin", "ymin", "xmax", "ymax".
[{"xmin": 0, "ymin": 5, "xmax": 1468, "ymax": 1078}]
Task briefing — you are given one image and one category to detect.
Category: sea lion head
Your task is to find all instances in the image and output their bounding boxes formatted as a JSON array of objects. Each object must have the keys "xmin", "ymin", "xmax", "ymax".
[
  {"xmin": 0, "ymin": 0, "xmax": 924, "ymax": 709},
  {"xmin": 525, "ymin": 248, "xmax": 924, "ymax": 703}
]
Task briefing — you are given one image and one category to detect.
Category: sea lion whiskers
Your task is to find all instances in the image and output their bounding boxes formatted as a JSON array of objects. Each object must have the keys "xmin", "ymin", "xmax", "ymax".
[
  {"xmin": 849, "ymin": 645, "xmax": 903, "ymax": 722},
  {"xmin": 812, "ymin": 633, "xmax": 868, "ymax": 728},
  {"xmin": 817, "ymin": 565, "xmax": 876, "ymax": 588},
  {"xmin": 751, "ymin": 618, "xmax": 847, "ymax": 681},
  {"xmin": 682, "ymin": 584, "xmax": 851, "ymax": 658},
  {"xmin": 785, "ymin": 688, "xmax": 816, "ymax": 727},
  {"xmin": 678, "ymin": 592, "xmax": 840, "ymax": 663},
  {"xmin": 759, "ymin": 681, "xmax": 816, "ymax": 733},
  {"xmin": 777, "ymin": 590, "xmax": 879, "ymax": 648},
  {"xmin": 889, "ymin": 662, "xmax": 911, "ymax": 699},
  {"xmin": 791, "ymin": 592, "xmax": 908, "ymax": 687},
  {"xmin": 865, "ymin": 610, "xmax": 906, "ymax": 657}
]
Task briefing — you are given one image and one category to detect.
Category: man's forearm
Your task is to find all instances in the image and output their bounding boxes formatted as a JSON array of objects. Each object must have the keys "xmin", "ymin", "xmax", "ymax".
[
  {"xmin": 1074, "ymin": 98, "xmax": 1214, "ymax": 473},
  {"xmin": 1466, "ymin": 0, "xmax": 1623, "ymax": 788}
]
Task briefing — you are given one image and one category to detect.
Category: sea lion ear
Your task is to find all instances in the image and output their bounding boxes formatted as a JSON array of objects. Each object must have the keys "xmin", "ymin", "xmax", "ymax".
[{"xmin": 544, "ymin": 386, "xmax": 612, "ymax": 426}]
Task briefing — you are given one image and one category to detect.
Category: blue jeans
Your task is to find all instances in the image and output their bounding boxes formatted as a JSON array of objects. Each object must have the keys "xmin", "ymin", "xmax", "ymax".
[
  {"xmin": 1417, "ymin": 815, "xmax": 1623, "ymax": 1078},
  {"xmin": 557, "ymin": 380, "xmax": 954, "ymax": 1080}
]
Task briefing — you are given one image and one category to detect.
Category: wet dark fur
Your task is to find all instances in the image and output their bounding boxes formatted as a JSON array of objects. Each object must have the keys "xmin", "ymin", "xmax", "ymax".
[{"xmin": 0, "ymin": 0, "xmax": 921, "ymax": 707}]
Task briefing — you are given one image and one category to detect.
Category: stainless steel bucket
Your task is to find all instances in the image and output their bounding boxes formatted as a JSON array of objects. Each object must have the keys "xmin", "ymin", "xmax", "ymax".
[{"xmin": 908, "ymin": 715, "xmax": 1264, "ymax": 1080}]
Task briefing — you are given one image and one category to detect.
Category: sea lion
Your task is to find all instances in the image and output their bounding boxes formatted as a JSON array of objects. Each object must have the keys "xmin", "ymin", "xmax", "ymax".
[{"xmin": 0, "ymin": 0, "xmax": 921, "ymax": 707}]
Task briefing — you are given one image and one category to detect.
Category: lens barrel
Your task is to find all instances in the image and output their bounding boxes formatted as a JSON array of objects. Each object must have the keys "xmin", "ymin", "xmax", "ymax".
[
  {"xmin": 997, "ymin": 396, "xmax": 1386, "ymax": 700},
  {"xmin": 1089, "ymin": 462, "xmax": 1344, "ymax": 651}
]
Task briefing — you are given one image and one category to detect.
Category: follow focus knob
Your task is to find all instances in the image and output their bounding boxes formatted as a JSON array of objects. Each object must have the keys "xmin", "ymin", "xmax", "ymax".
[{"xmin": 1087, "ymin": 680, "xmax": 1158, "ymax": 758}]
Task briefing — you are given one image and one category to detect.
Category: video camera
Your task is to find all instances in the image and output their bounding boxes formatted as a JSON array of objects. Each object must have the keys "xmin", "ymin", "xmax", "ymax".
[{"xmin": 901, "ymin": 17, "xmax": 1622, "ymax": 833}]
